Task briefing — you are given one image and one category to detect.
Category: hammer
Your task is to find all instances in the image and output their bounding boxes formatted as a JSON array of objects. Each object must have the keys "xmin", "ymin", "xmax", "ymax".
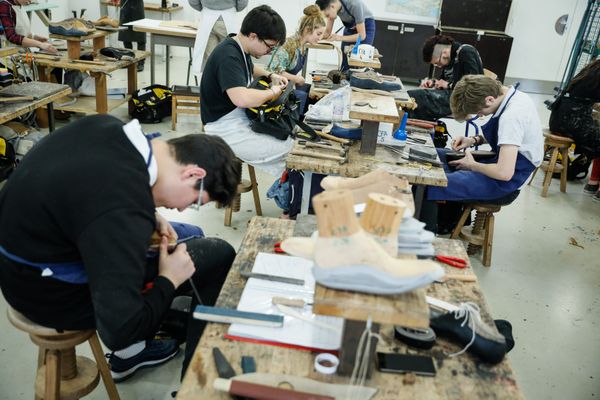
[{"xmin": 291, "ymin": 149, "xmax": 348, "ymax": 164}]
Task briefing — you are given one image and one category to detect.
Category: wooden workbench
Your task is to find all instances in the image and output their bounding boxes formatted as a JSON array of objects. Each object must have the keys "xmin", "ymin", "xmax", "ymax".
[
  {"xmin": 177, "ymin": 217, "xmax": 524, "ymax": 400},
  {"xmin": 100, "ymin": 1, "xmax": 183, "ymax": 14},
  {"xmin": 0, "ymin": 47, "xmax": 18, "ymax": 58},
  {"xmin": 348, "ymin": 56, "xmax": 382, "ymax": 69},
  {"xmin": 349, "ymin": 91, "xmax": 400, "ymax": 155},
  {"xmin": 0, "ymin": 82, "xmax": 71, "ymax": 131},
  {"xmin": 29, "ymin": 49, "xmax": 150, "ymax": 114}
]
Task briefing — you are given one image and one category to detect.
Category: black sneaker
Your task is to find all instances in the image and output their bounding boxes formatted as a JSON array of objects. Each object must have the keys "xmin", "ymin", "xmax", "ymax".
[
  {"xmin": 583, "ymin": 183, "xmax": 599, "ymax": 194},
  {"xmin": 107, "ymin": 339, "xmax": 180, "ymax": 382}
]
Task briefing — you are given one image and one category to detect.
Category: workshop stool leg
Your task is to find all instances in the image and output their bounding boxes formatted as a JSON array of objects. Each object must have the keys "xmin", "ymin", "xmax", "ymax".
[
  {"xmin": 541, "ymin": 147, "xmax": 559, "ymax": 197},
  {"xmin": 451, "ymin": 205, "xmax": 472, "ymax": 239},
  {"xmin": 88, "ymin": 333, "xmax": 120, "ymax": 400},
  {"xmin": 467, "ymin": 210, "xmax": 486, "ymax": 255},
  {"xmin": 171, "ymin": 95, "xmax": 177, "ymax": 130},
  {"xmin": 482, "ymin": 212, "xmax": 495, "ymax": 267},
  {"xmin": 247, "ymin": 165, "xmax": 262, "ymax": 217},
  {"xmin": 44, "ymin": 349, "xmax": 61, "ymax": 400},
  {"xmin": 559, "ymin": 146, "xmax": 569, "ymax": 193}
]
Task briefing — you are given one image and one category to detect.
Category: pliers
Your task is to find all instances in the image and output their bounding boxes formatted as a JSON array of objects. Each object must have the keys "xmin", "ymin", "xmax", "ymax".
[{"xmin": 435, "ymin": 255, "xmax": 467, "ymax": 269}]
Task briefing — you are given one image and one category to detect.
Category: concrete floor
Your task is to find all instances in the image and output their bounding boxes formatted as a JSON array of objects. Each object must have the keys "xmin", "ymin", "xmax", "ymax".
[{"xmin": 0, "ymin": 55, "xmax": 599, "ymax": 400}]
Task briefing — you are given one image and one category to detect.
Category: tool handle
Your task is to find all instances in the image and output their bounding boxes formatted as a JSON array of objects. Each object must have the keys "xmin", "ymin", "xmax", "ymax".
[
  {"xmin": 291, "ymin": 149, "xmax": 344, "ymax": 162},
  {"xmin": 271, "ymin": 296, "xmax": 306, "ymax": 307},
  {"xmin": 444, "ymin": 274, "xmax": 477, "ymax": 282}
]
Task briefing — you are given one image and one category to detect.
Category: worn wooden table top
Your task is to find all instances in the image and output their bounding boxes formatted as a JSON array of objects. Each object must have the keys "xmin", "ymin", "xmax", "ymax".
[
  {"xmin": 348, "ymin": 56, "xmax": 382, "ymax": 69},
  {"xmin": 286, "ymin": 137, "xmax": 447, "ymax": 187},
  {"xmin": 49, "ymin": 30, "xmax": 113, "ymax": 42},
  {"xmin": 22, "ymin": 50, "xmax": 150, "ymax": 74},
  {"xmin": 129, "ymin": 18, "xmax": 197, "ymax": 38},
  {"xmin": 0, "ymin": 47, "xmax": 18, "ymax": 58},
  {"xmin": 350, "ymin": 91, "xmax": 400, "ymax": 124},
  {"xmin": 178, "ymin": 217, "xmax": 524, "ymax": 400},
  {"xmin": 0, "ymin": 82, "xmax": 71, "ymax": 125}
]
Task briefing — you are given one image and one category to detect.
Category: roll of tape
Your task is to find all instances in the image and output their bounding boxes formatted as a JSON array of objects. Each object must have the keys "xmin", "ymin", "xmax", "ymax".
[{"xmin": 314, "ymin": 353, "xmax": 339, "ymax": 375}]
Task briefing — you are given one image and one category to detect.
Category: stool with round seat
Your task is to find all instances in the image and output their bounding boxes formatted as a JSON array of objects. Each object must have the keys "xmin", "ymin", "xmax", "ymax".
[
  {"xmin": 223, "ymin": 161, "xmax": 262, "ymax": 227},
  {"xmin": 451, "ymin": 203, "xmax": 502, "ymax": 267},
  {"xmin": 528, "ymin": 130, "xmax": 574, "ymax": 197},
  {"xmin": 7, "ymin": 306, "xmax": 120, "ymax": 400}
]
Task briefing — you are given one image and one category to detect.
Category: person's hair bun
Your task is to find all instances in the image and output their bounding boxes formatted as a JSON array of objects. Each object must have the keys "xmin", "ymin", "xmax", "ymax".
[{"xmin": 303, "ymin": 4, "xmax": 321, "ymax": 16}]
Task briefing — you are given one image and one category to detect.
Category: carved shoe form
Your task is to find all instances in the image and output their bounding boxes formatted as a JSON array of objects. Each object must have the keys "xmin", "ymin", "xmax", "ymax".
[
  {"xmin": 49, "ymin": 18, "xmax": 96, "ymax": 36},
  {"xmin": 281, "ymin": 190, "xmax": 444, "ymax": 294},
  {"xmin": 94, "ymin": 15, "xmax": 119, "ymax": 28}
]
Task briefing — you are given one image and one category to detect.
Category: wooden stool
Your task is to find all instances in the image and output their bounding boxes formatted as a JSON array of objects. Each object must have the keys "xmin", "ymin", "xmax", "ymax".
[
  {"xmin": 451, "ymin": 203, "xmax": 502, "ymax": 267},
  {"xmin": 224, "ymin": 162, "xmax": 262, "ymax": 227},
  {"xmin": 7, "ymin": 306, "xmax": 120, "ymax": 400},
  {"xmin": 171, "ymin": 85, "xmax": 200, "ymax": 130},
  {"xmin": 528, "ymin": 130, "xmax": 574, "ymax": 197}
]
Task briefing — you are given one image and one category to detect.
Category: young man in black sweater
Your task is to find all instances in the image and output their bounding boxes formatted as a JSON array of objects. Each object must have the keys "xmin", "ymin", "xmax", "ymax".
[
  {"xmin": 0, "ymin": 114, "xmax": 240, "ymax": 381},
  {"xmin": 408, "ymin": 34, "xmax": 484, "ymax": 121}
]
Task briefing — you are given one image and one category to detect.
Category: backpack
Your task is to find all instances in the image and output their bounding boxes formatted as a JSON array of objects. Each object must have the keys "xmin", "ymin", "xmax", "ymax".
[
  {"xmin": 0, "ymin": 136, "xmax": 15, "ymax": 182},
  {"xmin": 245, "ymin": 76, "xmax": 318, "ymax": 142},
  {"xmin": 552, "ymin": 152, "xmax": 592, "ymax": 181},
  {"xmin": 130, "ymin": 84, "xmax": 173, "ymax": 124}
]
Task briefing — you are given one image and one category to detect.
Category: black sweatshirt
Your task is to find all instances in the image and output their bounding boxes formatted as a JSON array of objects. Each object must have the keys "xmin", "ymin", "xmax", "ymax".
[
  {"xmin": 441, "ymin": 42, "xmax": 484, "ymax": 89},
  {"xmin": 0, "ymin": 114, "xmax": 174, "ymax": 350}
]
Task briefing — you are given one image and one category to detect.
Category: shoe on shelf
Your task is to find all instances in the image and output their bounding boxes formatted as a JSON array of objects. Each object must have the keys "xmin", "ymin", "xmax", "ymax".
[
  {"xmin": 107, "ymin": 338, "xmax": 180, "ymax": 383},
  {"xmin": 583, "ymin": 183, "xmax": 599, "ymax": 194},
  {"xmin": 137, "ymin": 62, "xmax": 145, "ymax": 72}
]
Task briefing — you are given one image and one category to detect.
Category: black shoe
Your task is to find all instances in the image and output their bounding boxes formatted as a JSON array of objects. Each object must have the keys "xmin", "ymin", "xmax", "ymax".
[
  {"xmin": 137, "ymin": 63, "xmax": 145, "ymax": 72},
  {"xmin": 100, "ymin": 47, "xmax": 135, "ymax": 60},
  {"xmin": 107, "ymin": 339, "xmax": 180, "ymax": 382},
  {"xmin": 430, "ymin": 303, "xmax": 508, "ymax": 364}
]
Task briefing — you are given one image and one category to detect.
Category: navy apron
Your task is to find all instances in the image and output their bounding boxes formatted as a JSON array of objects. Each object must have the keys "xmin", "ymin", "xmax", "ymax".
[
  {"xmin": 286, "ymin": 50, "xmax": 310, "ymax": 114},
  {"xmin": 428, "ymin": 86, "xmax": 536, "ymax": 201},
  {"xmin": 339, "ymin": 0, "xmax": 375, "ymax": 71},
  {"xmin": 0, "ymin": 136, "xmax": 203, "ymax": 284}
]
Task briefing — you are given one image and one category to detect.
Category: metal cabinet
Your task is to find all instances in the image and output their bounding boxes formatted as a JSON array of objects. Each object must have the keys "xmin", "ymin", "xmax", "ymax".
[{"xmin": 373, "ymin": 20, "xmax": 436, "ymax": 83}]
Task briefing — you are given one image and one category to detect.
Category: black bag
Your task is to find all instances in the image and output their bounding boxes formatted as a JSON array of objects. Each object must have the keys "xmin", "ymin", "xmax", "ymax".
[
  {"xmin": 0, "ymin": 137, "xmax": 16, "ymax": 182},
  {"xmin": 245, "ymin": 76, "xmax": 318, "ymax": 142},
  {"xmin": 130, "ymin": 84, "xmax": 172, "ymax": 123},
  {"xmin": 552, "ymin": 152, "xmax": 592, "ymax": 181}
]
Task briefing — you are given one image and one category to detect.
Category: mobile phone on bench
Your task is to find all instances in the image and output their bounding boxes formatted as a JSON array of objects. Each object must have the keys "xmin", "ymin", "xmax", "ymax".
[{"xmin": 376, "ymin": 352, "xmax": 436, "ymax": 377}]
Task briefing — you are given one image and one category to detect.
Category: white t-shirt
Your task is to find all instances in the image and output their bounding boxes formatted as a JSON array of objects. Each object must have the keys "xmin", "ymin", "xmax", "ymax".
[{"xmin": 495, "ymin": 87, "xmax": 544, "ymax": 167}]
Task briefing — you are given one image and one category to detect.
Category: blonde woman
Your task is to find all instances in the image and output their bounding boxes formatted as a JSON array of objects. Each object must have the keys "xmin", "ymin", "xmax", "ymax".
[{"xmin": 267, "ymin": 5, "xmax": 326, "ymax": 113}]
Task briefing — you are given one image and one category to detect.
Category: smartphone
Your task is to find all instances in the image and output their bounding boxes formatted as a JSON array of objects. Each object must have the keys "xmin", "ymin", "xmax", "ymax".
[{"xmin": 376, "ymin": 352, "xmax": 436, "ymax": 377}]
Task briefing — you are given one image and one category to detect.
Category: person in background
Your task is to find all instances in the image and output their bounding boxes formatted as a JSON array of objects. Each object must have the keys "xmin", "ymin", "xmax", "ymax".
[
  {"xmin": 266, "ymin": 5, "xmax": 326, "ymax": 115},
  {"xmin": 119, "ymin": 0, "xmax": 145, "ymax": 72},
  {"xmin": 201, "ymin": 5, "xmax": 291, "ymax": 178},
  {"xmin": 0, "ymin": 0, "xmax": 57, "ymax": 53},
  {"xmin": 316, "ymin": 0, "xmax": 375, "ymax": 71},
  {"xmin": 408, "ymin": 34, "xmax": 483, "ymax": 121},
  {"xmin": 189, "ymin": 0, "xmax": 248, "ymax": 78},
  {"xmin": 422, "ymin": 75, "xmax": 543, "ymax": 233},
  {"xmin": 549, "ymin": 59, "xmax": 600, "ymax": 200},
  {"xmin": 0, "ymin": 114, "xmax": 241, "ymax": 382}
]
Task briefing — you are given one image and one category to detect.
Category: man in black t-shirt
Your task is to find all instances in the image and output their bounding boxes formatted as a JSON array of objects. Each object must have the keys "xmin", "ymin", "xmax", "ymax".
[
  {"xmin": 0, "ymin": 114, "xmax": 241, "ymax": 381},
  {"xmin": 201, "ymin": 5, "xmax": 293, "ymax": 177},
  {"xmin": 408, "ymin": 34, "xmax": 484, "ymax": 121}
]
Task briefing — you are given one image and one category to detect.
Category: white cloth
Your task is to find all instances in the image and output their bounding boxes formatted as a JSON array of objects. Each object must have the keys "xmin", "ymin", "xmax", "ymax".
[
  {"xmin": 122, "ymin": 119, "xmax": 157, "ymax": 185},
  {"xmin": 191, "ymin": 7, "xmax": 238, "ymax": 76},
  {"xmin": 204, "ymin": 107, "xmax": 293, "ymax": 177},
  {"xmin": 495, "ymin": 87, "xmax": 544, "ymax": 167}
]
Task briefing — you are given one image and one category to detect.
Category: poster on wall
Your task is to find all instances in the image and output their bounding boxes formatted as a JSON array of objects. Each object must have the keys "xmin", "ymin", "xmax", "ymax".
[{"xmin": 385, "ymin": 0, "xmax": 442, "ymax": 21}]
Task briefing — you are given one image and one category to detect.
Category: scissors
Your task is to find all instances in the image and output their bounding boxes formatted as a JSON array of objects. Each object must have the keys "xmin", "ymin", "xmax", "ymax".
[
  {"xmin": 274, "ymin": 242, "xmax": 286, "ymax": 254},
  {"xmin": 435, "ymin": 255, "xmax": 467, "ymax": 269}
]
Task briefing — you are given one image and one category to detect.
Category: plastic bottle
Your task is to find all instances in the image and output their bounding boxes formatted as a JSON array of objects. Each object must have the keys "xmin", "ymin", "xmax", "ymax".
[{"xmin": 393, "ymin": 112, "xmax": 408, "ymax": 143}]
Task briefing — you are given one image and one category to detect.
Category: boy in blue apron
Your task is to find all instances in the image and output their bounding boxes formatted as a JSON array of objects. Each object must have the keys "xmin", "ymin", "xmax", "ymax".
[
  {"xmin": 425, "ymin": 75, "xmax": 543, "ymax": 232},
  {"xmin": 316, "ymin": 0, "xmax": 375, "ymax": 71},
  {"xmin": 0, "ymin": 115, "xmax": 241, "ymax": 381}
]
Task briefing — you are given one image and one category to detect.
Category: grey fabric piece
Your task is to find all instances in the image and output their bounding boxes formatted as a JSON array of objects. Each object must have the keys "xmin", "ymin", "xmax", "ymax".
[
  {"xmin": 201, "ymin": 18, "xmax": 228, "ymax": 71},
  {"xmin": 338, "ymin": 0, "xmax": 373, "ymax": 26},
  {"xmin": 397, "ymin": 229, "xmax": 435, "ymax": 245},
  {"xmin": 398, "ymin": 217, "xmax": 426, "ymax": 235},
  {"xmin": 312, "ymin": 264, "xmax": 443, "ymax": 295},
  {"xmin": 190, "ymin": 0, "xmax": 248, "ymax": 12}
]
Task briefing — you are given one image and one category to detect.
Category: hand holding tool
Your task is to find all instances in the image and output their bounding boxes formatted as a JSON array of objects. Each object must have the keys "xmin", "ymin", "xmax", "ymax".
[{"xmin": 435, "ymin": 255, "xmax": 467, "ymax": 269}]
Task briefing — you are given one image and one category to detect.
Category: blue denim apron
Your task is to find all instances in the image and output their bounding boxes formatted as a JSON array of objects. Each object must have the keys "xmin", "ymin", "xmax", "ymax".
[
  {"xmin": 339, "ymin": 0, "xmax": 375, "ymax": 71},
  {"xmin": 428, "ymin": 86, "xmax": 535, "ymax": 201},
  {"xmin": 0, "ymin": 137, "xmax": 204, "ymax": 284},
  {"xmin": 287, "ymin": 51, "xmax": 310, "ymax": 114}
]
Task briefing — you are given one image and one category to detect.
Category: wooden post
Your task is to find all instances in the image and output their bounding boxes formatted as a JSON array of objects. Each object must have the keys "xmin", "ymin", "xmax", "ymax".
[
  {"xmin": 311, "ymin": 190, "xmax": 361, "ymax": 238},
  {"xmin": 92, "ymin": 72, "xmax": 108, "ymax": 114},
  {"xmin": 67, "ymin": 40, "xmax": 81, "ymax": 60},
  {"xmin": 359, "ymin": 120, "xmax": 379, "ymax": 155},
  {"xmin": 93, "ymin": 36, "xmax": 106, "ymax": 52}
]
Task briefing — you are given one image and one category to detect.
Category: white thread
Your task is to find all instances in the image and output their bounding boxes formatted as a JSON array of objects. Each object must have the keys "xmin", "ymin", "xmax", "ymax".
[{"xmin": 448, "ymin": 302, "xmax": 481, "ymax": 357}]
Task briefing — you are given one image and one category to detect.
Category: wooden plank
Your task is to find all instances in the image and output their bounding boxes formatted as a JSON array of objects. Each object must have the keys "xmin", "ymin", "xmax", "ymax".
[
  {"xmin": 178, "ymin": 217, "xmax": 525, "ymax": 400},
  {"xmin": 131, "ymin": 20, "xmax": 197, "ymax": 38},
  {"xmin": 50, "ymin": 30, "xmax": 112, "ymax": 42},
  {"xmin": 0, "ymin": 47, "xmax": 18, "ymax": 58},
  {"xmin": 350, "ymin": 91, "xmax": 399, "ymax": 124},
  {"xmin": 348, "ymin": 57, "xmax": 381, "ymax": 69},
  {"xmin": 100, "ymin": 1, "xmax": 183, "ymax": 13},
  {"xmin": 0, "ymin": 82, "xmax": 71, "ymax": 125},
  {"xmin": 18, "ymin": 50, "xmax": 151, "ymax": 73},
  {"xmin": 286, "ymin": 140, "xmax": 447, "ymax": 187},
  {"xmin": 52, "ymin": 95, "xmax": 130, "ymax": 115}
]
